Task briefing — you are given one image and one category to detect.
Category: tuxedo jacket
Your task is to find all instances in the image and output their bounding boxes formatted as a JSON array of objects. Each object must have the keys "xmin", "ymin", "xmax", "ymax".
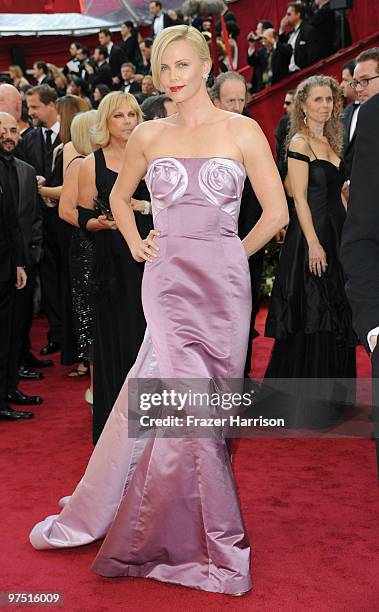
[
  {"xmin": 14, "ymin": 157, "xmax": 42, "ymax": 269},
  {"xmin": 151, "ymin": 12, "xmax": 178, "ymax": 37},
  {"xmin": 340, "ymin": 93, "xmax": 379, "ymax": 350},
  {"xmin": 0, "ymin": 161, "xmax": 24, "ymax": 282},
  {"xmin": 108, "ymin": 45, "xmax": 126, "ymax": 78},
  {"xmin": 248, "ymin": 44, "xmax": 291, "ymax": 92},
  {"xmin": 89, "ymin": 62, "xmax": 113, "ymax": 89},
  {"xmin": 39, "ymin": 75, "xmax": 56, "ymax": 88},
  {"xmin": 308, "ymin": 2, "xmax": 336, "ymax": 58},
  {"xmin": 279, "ymin": 22, "xmax": 320, "ymax": 69},
  {"xmin": 342, "ymin": 102, "xmax": 359, "ymax": 179},
  {"xmin": 121, "ymin": 81, "xmax": 142, "ymax": 94},
  {"xmin": 22, "ymin": 127, "xmax": 61, "ymax": 178}
]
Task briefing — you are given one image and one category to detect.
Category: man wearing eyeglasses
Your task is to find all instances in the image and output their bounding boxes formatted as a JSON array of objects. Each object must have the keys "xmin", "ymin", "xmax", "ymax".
[{"xmin": 341, "ymin": 48, "xmax": 379, "ymax": 471}]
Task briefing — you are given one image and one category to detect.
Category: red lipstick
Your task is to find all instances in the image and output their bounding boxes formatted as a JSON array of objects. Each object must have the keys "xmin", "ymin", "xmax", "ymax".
[{"xmin": 170, "ymin": 86, "xmax": 185, "ymax": 92}]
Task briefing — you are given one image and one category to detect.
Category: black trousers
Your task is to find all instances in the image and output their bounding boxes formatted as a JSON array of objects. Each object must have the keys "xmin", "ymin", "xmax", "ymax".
[
  {"xmin": 244, "ymin": 249, "xmax": 264, "ymax": 378},
  {"xmin": 7, "ymin": 269, "xmax": 35, "ymax": 390},
  {"xmin": 0, "ymin": 280, "xmax": 15, "ymax": 408},
  {"xmin": 40, "ymin": 206, "xmax": 63, "ymax": 345}
]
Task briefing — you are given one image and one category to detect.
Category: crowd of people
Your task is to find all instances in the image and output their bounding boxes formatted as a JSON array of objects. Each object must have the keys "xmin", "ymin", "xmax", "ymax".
[
  {"xmin": 0, "ymin": 2, "xmax": 377, "ymax": 438},
  {"xmin": 0, "ymin": 3, "xmax": 377, "ymax": 595}
]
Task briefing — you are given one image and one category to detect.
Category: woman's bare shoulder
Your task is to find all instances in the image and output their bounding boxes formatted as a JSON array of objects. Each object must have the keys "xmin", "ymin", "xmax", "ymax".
[{"xmin": 289, "ymin": 132, "xmax": 311, "ymax": 155}]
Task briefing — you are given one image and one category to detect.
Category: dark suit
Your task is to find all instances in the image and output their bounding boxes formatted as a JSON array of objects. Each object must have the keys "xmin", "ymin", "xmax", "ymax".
[
  {"xmin": 279, "ymin": 22, "xmax": 320, "ymax": 70},
  {"xmin": 238, "ymin": 179, "xmax": 264, "ymax": 377},
  {"xmin": 151, "ymin": 12, "xmax": 178, "ymax": 38},
  {"xmin": 275, "ymin": 113, "xmax": 290, "ymax": 181},
  {"xmin": 342, "ymin": 101, "xmax": 360, "ymax": 180},
  {"xmin": 248, "ymin": 44, "xmax": 291, "ymax": 93},
  {"xmin": 308, "ymin": 1, "xmax": 336, "ymax": 59},
  {"xmin": 89, "ymin": 62, "xmax": 113, "ymax": 90},
  {"xmin": 5, "ymin": 157, "xmax": 43, "ymax": 389},
  {"xmin": 39, "ymin": 76, "xmax": 56, "ymax": 88},
  {"xmin": 121, "ymin": 80, "xmax": 142, "ymax": 94},
  {"xmin": 0, "ymin": 161, "xmax": 24, "ymax": 408},
  {"xmin": 22, "ymin": 127, "xmax": 63, "ymax": 345},
  {"xmin": 340, "ymin": 93, "xmax": 379, "ymax": 469},
  {"xmin": 108, "ymin": 44, "xmax": 126, "ymax": 79}
]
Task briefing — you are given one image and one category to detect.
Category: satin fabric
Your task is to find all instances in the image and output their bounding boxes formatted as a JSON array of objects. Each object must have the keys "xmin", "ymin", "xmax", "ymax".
[{"xmin": 29, "ymin": 157, "xmax": 252, "ymax": 595}]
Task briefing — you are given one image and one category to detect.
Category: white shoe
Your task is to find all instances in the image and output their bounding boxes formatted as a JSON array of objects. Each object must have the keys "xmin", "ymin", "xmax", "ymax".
[{"xmin": 85, "ymin": 388, "xmax": 93, "ymax": 405}]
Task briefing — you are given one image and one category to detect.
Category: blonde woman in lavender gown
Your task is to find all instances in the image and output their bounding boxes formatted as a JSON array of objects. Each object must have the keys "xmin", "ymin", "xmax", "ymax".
[{"xmin": 29, "ymin": 26, "xmax": 288, "ymax": 596}]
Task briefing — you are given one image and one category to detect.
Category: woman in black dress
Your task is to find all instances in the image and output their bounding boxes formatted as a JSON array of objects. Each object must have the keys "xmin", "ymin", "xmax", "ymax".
[
  {"xmin": 59, "ymin": 110, "xmax": 98, "ymax": 404},
  {"xmin": 264, "ymin": 76, "xmax": 356, "ymax": 427},
  {"xmin": 39, "ymin": 95, "xmax": 90, "ymax": 367},
  {"xmin": 77, "ymin": 92, "xmax": 153, "ymax": 444}
]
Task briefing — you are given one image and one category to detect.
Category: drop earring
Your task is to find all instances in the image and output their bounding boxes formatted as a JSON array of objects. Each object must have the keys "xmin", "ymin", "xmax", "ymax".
[
  {"xmin": 203, "ymin": 73, "xmax": 209, "ymax": 81},
  {"xmin": 303, "ymin": 111, "xmax": 307, "ymax": 125}
]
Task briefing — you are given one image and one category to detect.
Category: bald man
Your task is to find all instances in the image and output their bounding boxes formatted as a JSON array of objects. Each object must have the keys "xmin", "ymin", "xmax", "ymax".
[
  {"xmin": 0, "ymin": 83, "xmax": 22, "ymax": 121},
  {"xmin": 0, "ymin": 112, "xmax": 43, "ymax": 406}
]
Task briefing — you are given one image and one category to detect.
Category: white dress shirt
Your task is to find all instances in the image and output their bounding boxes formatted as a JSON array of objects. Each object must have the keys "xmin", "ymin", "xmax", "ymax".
[
  {"xmin": 349, "ymin": 103, "xmax": 360, "ymax": 142},
  {"xmin": 153, "ymin": 12, "xmax": 164, "ymax": 37},
  {"xmin": 288, "ymin": 26, "xmax": 301, "ymax": 72}
]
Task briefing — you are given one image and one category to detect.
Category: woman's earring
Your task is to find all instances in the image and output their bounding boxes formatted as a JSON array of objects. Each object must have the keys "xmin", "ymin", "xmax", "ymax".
[
  {"xmin": 303, "ymin": 111, "xmax": 307, "ymax": 125},
  {"xmin": 203, "ymin": 73, "xmax": 209, "ymax": 80}
]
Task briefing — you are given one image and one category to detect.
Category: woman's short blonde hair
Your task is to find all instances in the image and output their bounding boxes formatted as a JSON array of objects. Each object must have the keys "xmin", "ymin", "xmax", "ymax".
[
  {"xmin": 91, "ymin": 91, "xmax": 142, "ymax": 147},
  {"xmin": 151, "ymin": 25, "xmax": 211, "ymax": 90},
  {"xmin": 70, "ymin": 110, "xmax": 98, "ymax": 156}
]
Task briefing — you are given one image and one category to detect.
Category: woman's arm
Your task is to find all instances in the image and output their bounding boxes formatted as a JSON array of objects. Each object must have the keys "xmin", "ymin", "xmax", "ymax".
[
  {"xmin": 233, "ymin": 116, "xmax": 289, "ymax": 256},
  {"xmin": 287, "ymin": 136, "xmax": 327, "ymax": 276},
  {"xmin": 77, "ymin": 154, "xmax": 116, "ymax": 232},
  {"xmin": 110, "ymin": 124, "xmax": 159, "ymax": 261},
  {"xmin": 58, "ymin": 157, "xmax": 82, "ymax": 227},
  {"xmin": 39, "ymin": 142, "xmax": 78, "ymax": 201}
]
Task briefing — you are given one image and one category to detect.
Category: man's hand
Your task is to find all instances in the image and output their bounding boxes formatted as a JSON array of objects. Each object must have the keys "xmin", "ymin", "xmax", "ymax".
[
  {"xmin": 112, "ymin": 76, "xmax": 120, "ymax": 85},
  {"xmin": 16, "ymin": 267, "xmax": 27, "ymax": 290},
  {"xmin": 342, "ymin": 180, "xmax": 350, "ymax": 202},
  {"xmin": 36, "ymin": 175, "xmax": 46, "ymax": 188},
  {"xmin": 275, "ymin": 228, "xmax": 286, "ymax": 244}
]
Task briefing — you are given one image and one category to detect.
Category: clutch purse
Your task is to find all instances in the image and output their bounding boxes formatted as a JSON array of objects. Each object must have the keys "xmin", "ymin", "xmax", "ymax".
[{"xmin": 94, "ymin": 196, "xmax": 114, "ymax": 220}]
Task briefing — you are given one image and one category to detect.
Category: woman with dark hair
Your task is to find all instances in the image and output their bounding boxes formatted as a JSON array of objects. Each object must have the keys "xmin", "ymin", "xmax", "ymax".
[
  {"xmin": 120, "ymin": 21, "xmax": 141, "ymax": 66},
  {"xmin": 92, "ymin": 84, "xmax": 111, "ymax": 109},
  {"xmin": 264, "ymin": 75, "xmax": 356, "ymax": 426}
]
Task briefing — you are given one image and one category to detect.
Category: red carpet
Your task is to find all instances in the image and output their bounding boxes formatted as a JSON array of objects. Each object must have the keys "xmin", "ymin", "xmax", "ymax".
[{"xmin": 1, "ymin": 311, "xmax": 378, "ymax": 611}]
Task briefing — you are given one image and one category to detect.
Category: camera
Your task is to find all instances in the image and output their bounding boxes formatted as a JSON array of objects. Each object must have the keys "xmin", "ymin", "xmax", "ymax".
[{"xmin": 248, "ymin": 35, "xmax": 261, "ymax": 43}]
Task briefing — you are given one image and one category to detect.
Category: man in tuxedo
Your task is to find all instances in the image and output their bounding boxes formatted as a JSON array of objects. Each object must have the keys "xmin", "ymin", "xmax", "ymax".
[
  {"xmin": 24, "ymin": 85, "xmax": 62, "ymax": 357},
  {"xmin": 308, "ymin": 0, "xmax": 337, "ymax": 59},
  {"xmin": 33, "ymin": 62, "xmax": 55, "ymax": 88},
  {"xmin": 98, "ymin": 28, "xmax": 126, "ymax": 88},
  {"xmin": 120, "ymin": 63, "xmax": 142, "ymax": 94},
  {"xmin": 63, "ymin": 41, "xmax": 81, "ymax": 78},
  {"xmin": 150, "ymin": 1, "xmax": 178, "ymax": 39},
  {"xmin": 341, "ymin": 48, "xmax": 379, "ymax": 472},
  {"xmin": 247, "ymin": 28, "xmax": 291, "ymax": 92},
  {"xmin": 139, "ymin": 39, "xmax": 153, "ymax": 76},
  {"xmin": 0, "ymin": 112, "xmax": 43, "ymax": 407},
  {"xmin": 279, "ymin": 2, "xmax": 320, "ymax": 72},
  {"xmin": 0, "ymin": 117, "xmax": 33, "ymax": 421},
  {"xmin": 275, "ymin": 89, "xmax": 295, "ymax": 180},
  {"xmin": 87, "ymin": 46, "xmax": 113, "ymax": 91},
  {"xmin": 211, "ymin": 71, "xmax": 265, "ymax": 377},
  {"xmin": 340, "ymin": 60, "xmax": 359, "ymax": 189}
]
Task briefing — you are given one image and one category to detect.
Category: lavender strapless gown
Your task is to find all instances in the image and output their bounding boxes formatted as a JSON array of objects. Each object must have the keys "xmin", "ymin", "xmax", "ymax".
[{"xmin": 29, "ymin": 158, "xmax": 253, "ymax": 595}]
